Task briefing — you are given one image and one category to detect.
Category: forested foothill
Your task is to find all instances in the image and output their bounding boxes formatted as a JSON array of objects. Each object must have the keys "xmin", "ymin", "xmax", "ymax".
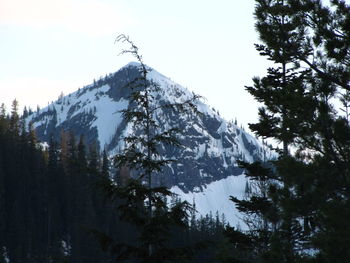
[{"xmin": 0, "ymin": 101, "xmax": 229, "ymax": 263}]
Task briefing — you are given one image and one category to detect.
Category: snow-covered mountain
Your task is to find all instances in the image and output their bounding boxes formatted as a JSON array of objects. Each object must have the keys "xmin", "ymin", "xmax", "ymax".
[{"xmin": 26, "ymin": 62, "xmax": 273, "ymax": 224}]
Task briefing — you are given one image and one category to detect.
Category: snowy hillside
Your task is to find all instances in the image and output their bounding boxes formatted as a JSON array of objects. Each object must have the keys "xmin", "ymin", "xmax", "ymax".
[
  {"xmin": 171, "ymin": 174, "xmax": 248, "ymax": 227},
  {"xmin": 26, "ymin": 62, "xmax": 274, "ymax": 224}
]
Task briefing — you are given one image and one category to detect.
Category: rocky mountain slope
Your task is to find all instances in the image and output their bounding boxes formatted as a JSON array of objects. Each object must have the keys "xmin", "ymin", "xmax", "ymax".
[{"xmin": 26, "ymin": 63, "xmax": 273, "ymax": 223}]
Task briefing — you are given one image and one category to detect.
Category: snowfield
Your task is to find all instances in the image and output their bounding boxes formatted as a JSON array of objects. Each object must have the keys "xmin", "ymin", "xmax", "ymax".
[
  {"xmin": 26, "ymin": 62, "xmax": 275, "ymax": 227},
  {"xmin": 172, "ymin": 174, "xmax": 248, "ymax": 228}
]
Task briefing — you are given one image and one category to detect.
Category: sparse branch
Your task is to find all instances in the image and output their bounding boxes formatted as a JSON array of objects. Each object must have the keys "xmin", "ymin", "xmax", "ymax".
[
  {"xmin": 111, "ymin": 35, "xmax": 201, "ymax": 261},
  {"xmin": 116, "ymin": 34, "xmax": 148, "ymax": 78}
]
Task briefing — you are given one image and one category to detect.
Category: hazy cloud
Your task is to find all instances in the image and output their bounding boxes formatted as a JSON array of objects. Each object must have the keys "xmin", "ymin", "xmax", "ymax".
[
  {"xmin": 0, "ymin": 76, "xmax": 85, "ymax": 110},
  {"xmin": 0, "ymin": 0, "xmax": 134, "ymax": 36}
]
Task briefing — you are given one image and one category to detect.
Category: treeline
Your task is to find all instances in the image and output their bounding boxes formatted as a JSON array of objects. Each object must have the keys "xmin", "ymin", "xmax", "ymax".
[
  {"xmin": 0, "ymin": 100, "xmax": 116, "ymax": 262},
  {"xmin": 0, "ymin": 101, "xmax": 231, "ymax": 263}
]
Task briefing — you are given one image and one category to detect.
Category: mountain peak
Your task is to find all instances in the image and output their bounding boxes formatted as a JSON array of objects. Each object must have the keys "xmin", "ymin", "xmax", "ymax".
[
  {"xmin": 121, "ymin": 61, "xmax": 142, "ymax": 69},
  {"xmin": 26, "ymin": 64, "xmax": 272, "ymax": 193},
  {"xmin": 25, "ymin": 63, "xmax": 275, "ymax": 225}
]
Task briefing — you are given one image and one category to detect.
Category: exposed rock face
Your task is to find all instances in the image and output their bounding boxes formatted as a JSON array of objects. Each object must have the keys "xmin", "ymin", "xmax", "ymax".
[{"xmin": 27, "ymin": 63, "xmax": 270, "ymax": 192}]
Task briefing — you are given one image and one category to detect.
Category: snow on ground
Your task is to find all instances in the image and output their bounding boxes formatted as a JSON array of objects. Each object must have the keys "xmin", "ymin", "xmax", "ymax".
[
  {"xmin": 2, "ymin": 247, "xmax": 9, "ymax": 263},
  {"xmin": 26, "ymin": 62, "xmax": 274, "ymax": 231},
  {"xmin": 91, "ymin": 95, "xmax": 128, "ymax": 148},
  {"xmin": 171, "ymin": 174, "xmax": 248, "ymax": 228}
]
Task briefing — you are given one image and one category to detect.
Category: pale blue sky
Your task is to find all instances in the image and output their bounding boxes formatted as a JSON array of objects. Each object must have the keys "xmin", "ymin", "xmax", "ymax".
[{"xmin": 0, "ymin": 0, "xmax": 269, "ymax": 128}]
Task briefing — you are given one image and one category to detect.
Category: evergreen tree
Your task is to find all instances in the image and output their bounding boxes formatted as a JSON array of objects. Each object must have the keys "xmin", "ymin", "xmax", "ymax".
[
  {"xmin": 101, "ymin": 149, "xmax": 109, "ymax": 178},
  {"xmin": 230, "ymin": 1, "xmax": 350, "ymax": 262},
  {"xmin": 96, "ymin": 35, "xmax": 201, "ymax": 262},
  {"xmin": 9, "ymin": 99, "xmax": 20, "ymax": 137},
  {"xmin": 245, "ymin": 0, "xmax": 314, "ymax": 155},
  {"xmin": 46, "ymin": 136, "xmax": 67, "ymax": 262},
  {"xmin": 0, "ymin": 104, "xmax": 6, "ymax": 136}
]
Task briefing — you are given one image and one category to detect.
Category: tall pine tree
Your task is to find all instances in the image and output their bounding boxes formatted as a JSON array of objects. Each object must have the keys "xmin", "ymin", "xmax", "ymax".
[
  {"xmin": 230, "ymin": 1, "xmax": 350, "ymax": 262},
  {"xmin": 96, "ymin": 35, "xmax": 201, "ymax": 263}
]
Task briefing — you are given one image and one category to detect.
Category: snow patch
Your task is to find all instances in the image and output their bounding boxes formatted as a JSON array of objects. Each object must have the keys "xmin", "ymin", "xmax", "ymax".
[
  {"xmin": 92, "ymin": 97, "xmax": 128, "ymax": 148},
  {"xmin": 2, "ymin": 247, "xmax": 9, "ymax": 263},
  {"xmin": 195, "ymin": 143, "xmax": 206, "ymax": 159},
  {"xmin": 171, "ymin": 174, "xmax": 248, "ymax": 228}
]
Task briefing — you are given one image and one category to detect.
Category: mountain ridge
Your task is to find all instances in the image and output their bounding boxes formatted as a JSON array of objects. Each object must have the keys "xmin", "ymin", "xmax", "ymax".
[{"xmin": 26, "ymin": 63, "xmax": 273, "ymax": 193}]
